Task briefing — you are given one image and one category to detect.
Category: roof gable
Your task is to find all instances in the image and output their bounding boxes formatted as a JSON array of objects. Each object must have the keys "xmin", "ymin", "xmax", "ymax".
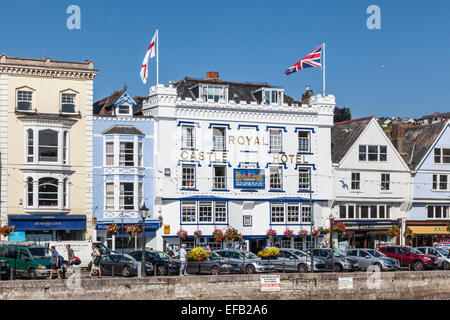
[{"xmin": 102, "ymin": 125, "xmax": 144, "ymax": 136}]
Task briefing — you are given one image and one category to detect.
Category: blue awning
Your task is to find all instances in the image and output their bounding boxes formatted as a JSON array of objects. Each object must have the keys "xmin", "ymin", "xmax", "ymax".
[
  {"xmin": 96, "ymin": 222, "xmax": 160, "ymax": 231},
  {"xmin": 9, "ymin": 215, "xmax": 86, "ymax": 231}
]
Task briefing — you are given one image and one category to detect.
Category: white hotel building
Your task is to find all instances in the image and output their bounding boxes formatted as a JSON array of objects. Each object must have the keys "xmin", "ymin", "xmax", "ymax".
[{"xmin": 143, "ymin": 72, "xmax": 335, "ymax": 253}]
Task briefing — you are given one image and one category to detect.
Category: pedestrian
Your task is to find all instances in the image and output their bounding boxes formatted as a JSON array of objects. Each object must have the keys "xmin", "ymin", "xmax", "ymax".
[
  {"xmin": 206, "ymin": 245, "xmax": 211, "ymax": 253},
  {"xmin": 47, "ymin": 246, "xmax": 61, "ymax": 280},
  {"xmin": 179, "ymin": 244, "xmax": 188, "ymax": 276},
  {"xmin": 66, "ymin": 244, "xmax": 76, "ymax": 279},
  {"xmin": 88, "ymin": 244, "xmax": 102, "ymax": 278}
]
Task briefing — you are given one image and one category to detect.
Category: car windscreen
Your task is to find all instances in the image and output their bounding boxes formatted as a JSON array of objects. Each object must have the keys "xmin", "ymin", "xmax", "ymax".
[
  {"xmin": 332, "ymin": 250, "xmax": 345, "ymax": 257},
  {"xmin": 29, "ymin": 247, "xmax": 50, "ymax": 259},
  {"xmin": 407, "ymin": 247, "xmax": 422, "ymax": 255},
  {"xmin": 366, "ymin": 250, "xmax": 385, "ymax": 258},
  {"xmin": 240, "ymin": 251, "xmax": 258, "ymax": 259},
  {"xmin": 153, "ymin": 252, "xmax": 172, "ymax": 260},
  {"xmin": 209, "ymin": 252, "xmax": 220, "ymax": 260},
  {"xmin": 436, "ymin": 248, "xmax": 449, "ymax": 256},
  {"xmin": 291, "ymin": 250, "xmax": 307, "ymax": 257}
]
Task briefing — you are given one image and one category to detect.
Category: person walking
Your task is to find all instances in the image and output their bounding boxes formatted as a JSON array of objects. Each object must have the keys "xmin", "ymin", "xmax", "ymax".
[
  {"xmin": 206, "ymin": 245, "xmax": 212, "ymax": 253},
  {"xmin": 179, "ymin": 244, "xmax": 188, "ymax": 276},
  {"xmin": 88, "ymin": 244, "xmax": 102, "ymax": 278},
  {"xmin": 47, "ymin": 246, "xmax": 61, "ymax": 280},
  {"xmin": 66, "ymin": 244, "xmax": 76, "ymax": 279}
]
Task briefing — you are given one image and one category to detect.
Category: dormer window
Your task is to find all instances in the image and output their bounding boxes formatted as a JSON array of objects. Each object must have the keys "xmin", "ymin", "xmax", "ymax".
[
  {"xmin": 263, "ymin": 89, "xmax": 283, "ymax": 106},
  {"xmin": 200, "ymin": 85, "xmax": 228, "ymax": 103},
  {"xmin": 61, "ymin": 93, "xmax": 76, "ymax": 113},
  {"xmin": 118, "ymin": 104, "xmax": 132, "ymax": 116}
]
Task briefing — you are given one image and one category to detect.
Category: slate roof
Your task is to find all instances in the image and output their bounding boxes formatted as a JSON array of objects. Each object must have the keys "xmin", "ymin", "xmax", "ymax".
[
  {"xmin": 393, "ymin": 121, "xmax": 448, "ymax": 170},
  {"xmin": 93, "ymin": 89, "xmax": 126, "ymax": 116},
  {"xmin": 174, "ymin": 77, "xmax": 300, "ymax": 106},
  {"xmin": 102, "ymin": 125, "xmax": 145, "ymax": 136},
  {"xmin": 422, "ymin": 112, "xmax": 450, "ymax": 120},
  {"xmin": 331, "ymin": 117, "xmax": 373, "ymax": 163}
]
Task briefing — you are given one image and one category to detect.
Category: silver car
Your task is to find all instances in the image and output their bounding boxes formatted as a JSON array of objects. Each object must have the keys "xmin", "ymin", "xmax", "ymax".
[
  {"xmin": 274, "ymin": 249, "xmax": 326, "ymax": 272},
  {"xmin": 345, "ymin": 249, "xmax": 399, "ymax": 271},
  {"xmin": 214, "ymin": 249, "xmax": 275, "ymax": 273},
  {"xmin": 416, "ymin": 247, "xmax": 450, "ymax": 270}
]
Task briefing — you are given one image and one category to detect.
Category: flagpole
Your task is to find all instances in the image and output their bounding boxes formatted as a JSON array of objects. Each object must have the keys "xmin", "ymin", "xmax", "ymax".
[
  {"xmin": 322, "ymin": 42, "xmax": 326, "ymax": 96},
  {"xmin": 156, "ymin": 28, "xmax": 159, "ymax": 85}
]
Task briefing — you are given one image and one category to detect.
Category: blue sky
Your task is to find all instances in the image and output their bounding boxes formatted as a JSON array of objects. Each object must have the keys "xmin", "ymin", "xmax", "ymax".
[{"xmin": 0, "ymin": 0, "xmax": 449, "ymax": 119}]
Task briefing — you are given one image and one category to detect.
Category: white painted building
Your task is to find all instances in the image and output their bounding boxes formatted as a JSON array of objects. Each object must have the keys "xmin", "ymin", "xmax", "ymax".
[
  {"xmin": 143, "ymin": 73, "xmax": 335, "ymax": 253},
  {"xmin": 330, "ymin": 117, "xmax": 412, "ymax": 250}
]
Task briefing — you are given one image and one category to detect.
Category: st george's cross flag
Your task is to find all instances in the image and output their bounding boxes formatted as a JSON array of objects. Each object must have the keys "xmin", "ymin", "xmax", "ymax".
[
  {"xmin": 140, "ymin": 30, "xmax": 157, "ymax": 84},
  {"xmin": 284, "ymin": 44, "xmax": 323, "ymax": 76}
]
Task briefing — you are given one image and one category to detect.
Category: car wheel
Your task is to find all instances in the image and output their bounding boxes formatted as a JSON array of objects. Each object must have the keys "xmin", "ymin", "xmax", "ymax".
[
  {"xmin": 334, "ymin": 264, "xmax": 343, "ymax": 273},
  {"xmin": 373, "ymin": 263, "xmax": 383, "ymax": 272},
  {"xmin": 413, "ymin": 260, "xmax": 424, "ymax": 271},
  {"xmin": 211, "ymin": 266, "xmax": 220, "ymax": 275},
  {"xmin": 122, "ymin": 266, "xmax": 131, "ymax": 277},
  {"xmin": 443, "ymin": 261, "xmax": 450, "ymax": 270},
  {"xmin": 246, "ymin": 265, "xmax": 256, "ymax": 274},
  {"xmin": 157, "ymin": 265, "xmax": 167, "ymax": 276},
  {"xmin": 297, "ymin": 263, "xmax": 308, "ymax": 273},
  {"xmin": 28, "ymin": 268, "xmax": 37, "ymax": 280}
]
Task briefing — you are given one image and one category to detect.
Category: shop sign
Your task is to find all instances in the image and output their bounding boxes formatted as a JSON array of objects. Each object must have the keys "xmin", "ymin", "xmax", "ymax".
[
  {"xmin": 164, "ymin": 225, "xmax": 170, "ymax": 235},
  {"xmin": 260, "ymin": 275, "xmax": 280, "ymax": 292},
  {"xmin": 338, "ymin": 277, "xmax": 353, "ymax": 290},
  {"xmin": 234, "ymin": 169, "xmax": 265, "ymax": 189}
]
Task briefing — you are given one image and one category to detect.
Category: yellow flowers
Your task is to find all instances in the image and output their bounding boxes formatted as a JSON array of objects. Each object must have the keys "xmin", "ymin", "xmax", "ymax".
[
  {"xmin": 187, "ymin": 247, "xmax": 210, "ymax": 263},
  {"xmin": 257, "ymin": 247, "xmax": 280, "ymax": 258}
]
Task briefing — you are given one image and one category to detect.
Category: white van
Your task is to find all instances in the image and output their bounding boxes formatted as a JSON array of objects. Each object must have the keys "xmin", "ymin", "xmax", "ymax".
[{"xmin": 45, "ymin": 241, "xmax": 112, "ymax": 269}]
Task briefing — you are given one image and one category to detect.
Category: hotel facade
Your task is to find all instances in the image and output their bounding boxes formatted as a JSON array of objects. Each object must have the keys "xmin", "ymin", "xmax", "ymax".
[{"xmin": 143, "ymin": 73, "xmax": 335, "ymax": 252}]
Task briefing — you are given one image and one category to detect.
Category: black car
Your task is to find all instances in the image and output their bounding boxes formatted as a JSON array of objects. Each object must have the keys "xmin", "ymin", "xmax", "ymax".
[
  {"xmin": 0, "ymin": 259, "xmax": 10, "ymax": 280},
  {"xmin": 187, "ymin": 252, "xmax": 241, "ymax": 275},
  {"xmin": 129, "ymin": 250, "xmax": 180, "ymax": 275},
  {"xmin": 88, "ymin": 254, "xmax": 154, "ymax": 277}
]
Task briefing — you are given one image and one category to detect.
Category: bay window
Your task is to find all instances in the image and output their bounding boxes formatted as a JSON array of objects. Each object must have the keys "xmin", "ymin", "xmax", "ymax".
[
  {"xmin": 25, "ymin": 127, "xmax": 70, "ymax": 165},
  {"xmin": 38, "ymin": 130, "xmax": 58, "ymax": 162},
  {"xmin": 38, "ymin": 178, "xmax": 58, "ymax": 207},
  {"xmin": 119, "ymin": 182, "xmax": 134, "ymax": 210},
  {"xmin": 119, "ymin": 142, "xmax": 134, "ymax": 166}
]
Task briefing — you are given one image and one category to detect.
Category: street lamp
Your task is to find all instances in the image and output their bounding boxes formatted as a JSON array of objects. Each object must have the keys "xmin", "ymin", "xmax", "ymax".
[{"xmin": 139, "ymin": 203, "xmax": 149, "ymax": 277}]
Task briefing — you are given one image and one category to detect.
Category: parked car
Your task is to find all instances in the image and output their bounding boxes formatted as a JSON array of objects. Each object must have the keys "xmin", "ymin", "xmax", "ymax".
[
  {"xmin": 378, "ymin": 246, "xmax": 438, "ymax": 271},
  {"xmin": 305, "ymin": 248, "xmax": 359, "ymax": 272},
  {"xmin": 214, "ymin": 250, "xmax": 275, "ymax": 273},
  {"xmin": 88, "ymin": 254, "xmax": 154, "ymax": 277},
  {"xmin": 416, "ymin": 247, "xmax": 450, "ymax": 270},
  {"xmin": 167, "ymin": 249, "xmax": 180, "ymax": 259},
  {"xmin": 274, "ymin": 249, "xmax": 326, "ymax": 272},
  {"xmin": 129, "ymin": 250, "xmax": 181, "ymax": 275},
  {"xmin": 345, "ymin": 249, "xmax": 399, "ymax": 271},
  {"xmin": 0, "ymin": 259, "xmax": 11, "ymax": 280},
  {"xmin": 186, "ymin": 252, "xmax": 241, "ymax": 275},
  {"xmin": 0, "ymin": 243, "xmax": 65, "ymax": 279}
]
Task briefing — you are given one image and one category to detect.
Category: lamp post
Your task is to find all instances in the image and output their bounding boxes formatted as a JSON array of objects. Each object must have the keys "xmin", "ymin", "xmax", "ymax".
[
  {"xmin": 139, "ymin": 203, "xmax": 149, "ymax": 277},
  {"xmin": 119, "ymin": 212, "xmax": 124, "ymax": 255}
]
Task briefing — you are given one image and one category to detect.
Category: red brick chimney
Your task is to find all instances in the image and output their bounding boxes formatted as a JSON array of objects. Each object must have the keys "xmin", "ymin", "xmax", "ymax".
[
  {"xmin": 391, "ymin": 124, "xmax": 408, "ymax": 160},
  {"xmin": 206, "ymin": 71, "xmax": 220, "ymax": 81}
]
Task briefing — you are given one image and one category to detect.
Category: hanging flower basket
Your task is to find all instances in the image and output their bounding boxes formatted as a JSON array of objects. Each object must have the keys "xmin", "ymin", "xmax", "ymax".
[
  {"xmin": 257, "ymin": 247, "xmax": 280, "ymax": 260},
  {"xmin": 224, "ymin": 227, "xmax": 242, "ymax": 242},
  {"xmin": 187, "ymin": 247, "xmax": 210, "ymax": 263},
  {"xmin": 106, "ymin": 223, "xmax": 119, "ymax": 235},
  {"xmin": 318, "ymin": 227, "xmax": 330, "ymax": 235},
  {"xmin": 332, "ymin": 222, "xmax": 346, "ymax": 233},
  {"xmin": 125, "ymin": 225, "xmax": 141, "ymax": 243},
  {"xmin": 194, "ymin": 230, "xmax": 202, "ymax": 239},
  {"xmin": 387, "ymin": 225, "xmax": 400, "ymax": 237},
  {"xmin": 212, "ymin": 229, "xmax": 224, "ymax": 243},
  {"xmin": 177, "ymin": 229, "xmax": 188, "ymax": 241},
  {"xmin": 266, "ymin": 228, "xmax": 277, "ymax": 240},
  {"xmin": 0, "ymin": 225, "xmax": 14, "ymax": 238},
  {"xmin": 312, "ymin": 229, "xmax": 320, "ymax": 238},
  {"xmin": 404, "ymin": 228, "xmax": 412, "ymax": 238},
  {"xmin": 299, "ymin": 230, "xmax": 309, "ymax": 237},
  {"xmin": 283, "ymin": 229, "xmax": 294, "ymax": 239}
]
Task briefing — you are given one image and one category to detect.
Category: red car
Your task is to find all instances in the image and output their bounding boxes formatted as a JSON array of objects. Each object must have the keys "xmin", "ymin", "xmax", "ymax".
[{"xmin": 378, "ymin": 246, "xmax": 438, "ymax": 271}]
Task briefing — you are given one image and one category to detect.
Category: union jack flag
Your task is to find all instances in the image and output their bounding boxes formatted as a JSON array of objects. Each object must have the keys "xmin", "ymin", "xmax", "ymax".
[{"xmin": 284, "ymin": 44, "xmax": 323, "ymax": 76}]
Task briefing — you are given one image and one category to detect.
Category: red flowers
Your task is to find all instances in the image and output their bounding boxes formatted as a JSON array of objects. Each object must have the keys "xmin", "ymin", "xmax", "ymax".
[
  {"xmin": 332, "ymin": 222, "xmax": 346, "ymax": 233},
  {"xmin": 0, "ymin": 225, "xmax": 14, "ymax": 238}
]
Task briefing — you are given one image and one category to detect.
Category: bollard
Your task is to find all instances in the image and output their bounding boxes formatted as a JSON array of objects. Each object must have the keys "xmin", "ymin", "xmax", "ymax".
[
  {"xmin": 282, "ymin": 263, "xmax": 285, "ymax": 273},
  {"xmin": 154, "ymin": 263, "xmax": 157, "ymax": 277},
  {"xmin": 112, "ymin": 266, "xmax": 115, "ymax": 277},
  {"xmin": 10, "ymin": 268, "xmax": 13, "ymax": 280}
]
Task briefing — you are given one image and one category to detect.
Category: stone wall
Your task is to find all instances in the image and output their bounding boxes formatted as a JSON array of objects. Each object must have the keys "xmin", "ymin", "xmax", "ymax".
[{"xmin": 0, "ymin": 271, "xmax": 449, "ymax": 300}]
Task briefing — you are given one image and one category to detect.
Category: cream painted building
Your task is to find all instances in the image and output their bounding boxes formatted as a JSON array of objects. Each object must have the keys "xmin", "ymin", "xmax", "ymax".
[{"xmin": 0, "ymin": 55, "xmax": 97, "ymax": 241}]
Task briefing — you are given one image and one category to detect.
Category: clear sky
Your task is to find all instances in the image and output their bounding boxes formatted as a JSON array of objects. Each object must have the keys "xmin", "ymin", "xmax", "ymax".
[{"xmin": 1, "ymin": 0, "xmax": 449, "ymax": 119}]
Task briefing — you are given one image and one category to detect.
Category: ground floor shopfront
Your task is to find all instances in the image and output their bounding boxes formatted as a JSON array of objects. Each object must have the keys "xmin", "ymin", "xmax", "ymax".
[
  {"xmin": 95, "ymin": 221, "xmax": 160, "ymax": 253},
  {"xmin": 331, "ymin": 220, "xmax": 400, "ymax": 251},
  {"xmin": 7, "ymin": 215, "xmax": 86, "ymax": 242},
  {"xmin": 405, "ymin": 221, "xmax": 450, "ymax": 247}
]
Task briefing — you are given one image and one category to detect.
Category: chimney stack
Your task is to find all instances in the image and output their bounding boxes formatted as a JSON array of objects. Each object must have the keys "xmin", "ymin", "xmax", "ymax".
[
  {"xmin": 301, "ymin": 85, "xmax": 314, "ymax": 105},
  {"xmin": 391, "ymin": 123, "xmax": 407, "ymax": 157},
  {"xmin": 206, "ymin": 71, "xmax": 220, "ymax": 81}
]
